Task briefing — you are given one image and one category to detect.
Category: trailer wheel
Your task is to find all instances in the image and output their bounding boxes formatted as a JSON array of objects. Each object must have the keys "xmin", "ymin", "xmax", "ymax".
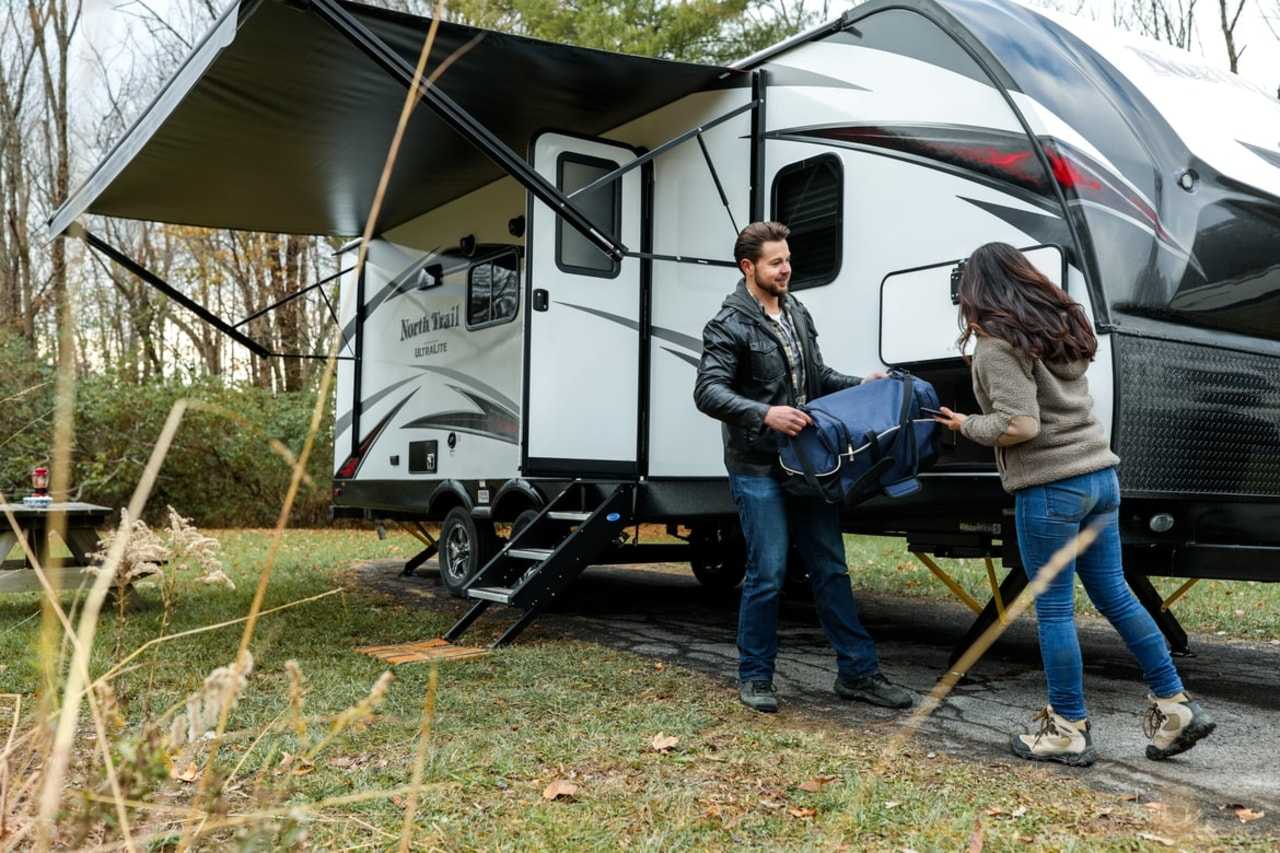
[
  {"xmin": 439, "ymin": 507, "xmax": 496, "ymax": 598},
  {"xmin": 689, "ymin": 525, "xmax": 747, "ymax": 590}
]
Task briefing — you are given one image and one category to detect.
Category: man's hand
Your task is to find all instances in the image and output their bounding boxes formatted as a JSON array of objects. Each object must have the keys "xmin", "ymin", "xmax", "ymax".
[
  {"xmin": 864, "ymin": 370, "xmax": 890, "ymax": 381},
  {"xmin": 763, "ymin": 405, "xmax": 812, "ymax": 437},
  {"xmin": 934, "ymin": 406, "xmax": 969, "ymax": 432}
]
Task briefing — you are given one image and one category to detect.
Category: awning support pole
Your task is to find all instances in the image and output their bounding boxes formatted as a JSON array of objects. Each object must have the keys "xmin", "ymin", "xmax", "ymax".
[
  {"xmin": 566, "ymin": 99, "xmax": 759, "ymax": 202},
  {"xmin": 696, "ymin": 132, "xmax": 739, "ymax": 235},
  {"xmin": 72, "ymin": 224, "xmax": 271, "ymax": 358},
  {"xmin": 621, "ymin": 250, "xmax": 737, "ymax": 269},
  {"xmin": 305, "ymin": 0, "xmax": 627, "ymax": 261},
  {"xmin": 235, "ymin": 266, "xmax": 352, "ymax": 329}
]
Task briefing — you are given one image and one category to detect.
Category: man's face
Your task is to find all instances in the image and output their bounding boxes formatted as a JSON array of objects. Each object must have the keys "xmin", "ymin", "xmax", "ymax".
[{"xmin": 744, "ymin": 239, "xmax": 791, "ymax": 297}]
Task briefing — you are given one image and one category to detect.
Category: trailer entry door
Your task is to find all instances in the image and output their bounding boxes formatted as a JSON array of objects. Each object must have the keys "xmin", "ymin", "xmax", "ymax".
[{"xmin": 523, "ymin": 133, "xmax": 644, "ymax": 476}]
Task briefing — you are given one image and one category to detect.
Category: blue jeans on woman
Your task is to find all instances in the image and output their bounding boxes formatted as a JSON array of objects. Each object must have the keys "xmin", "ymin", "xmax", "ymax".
[
  {"xmin": 729, "ymin": 472, "xmax": 880, "ymax": 684},
  {"xmin": 1015, "ymin": 467, "xmax": 1183, "ymax": 720}
]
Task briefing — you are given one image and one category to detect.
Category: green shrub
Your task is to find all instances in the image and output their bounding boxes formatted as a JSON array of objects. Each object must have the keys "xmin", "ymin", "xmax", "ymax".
[{"xmin": 0, "ymin": 335, "xmax": 335, "ymax": 527}]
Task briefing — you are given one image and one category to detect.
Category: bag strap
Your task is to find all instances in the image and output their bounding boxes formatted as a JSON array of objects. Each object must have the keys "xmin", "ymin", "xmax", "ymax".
[{"xmin": 793, "ymin": 433, "xmax": 843, "ymax": 503}]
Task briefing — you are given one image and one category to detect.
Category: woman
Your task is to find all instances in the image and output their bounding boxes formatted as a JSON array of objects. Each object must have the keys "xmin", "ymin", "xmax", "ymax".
[{"xmin": 933, "ymin": 243, "xmax": 1214, "ymax": 767}]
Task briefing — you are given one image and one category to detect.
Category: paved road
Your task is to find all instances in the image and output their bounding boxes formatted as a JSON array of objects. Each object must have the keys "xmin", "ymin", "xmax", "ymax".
[{"xmin": 358, "ymin": 558, "xmax": 1279, "ymax": 825}]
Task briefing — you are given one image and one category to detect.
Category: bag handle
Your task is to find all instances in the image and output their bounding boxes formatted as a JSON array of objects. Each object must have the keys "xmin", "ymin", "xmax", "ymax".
[{"xmin": 793, "ymin": 431, "xmax": 843, "ymax": 504}]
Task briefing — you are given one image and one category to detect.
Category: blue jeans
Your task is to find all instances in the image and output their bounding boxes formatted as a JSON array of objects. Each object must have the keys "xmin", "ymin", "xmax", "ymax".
[
  {"xmin": 1015, "ymin": 467, "xmax": 1183, "ymax": 720},
  {"xmin": 729, "ymin": 473, "xmax": 880, "ymax": 684}
]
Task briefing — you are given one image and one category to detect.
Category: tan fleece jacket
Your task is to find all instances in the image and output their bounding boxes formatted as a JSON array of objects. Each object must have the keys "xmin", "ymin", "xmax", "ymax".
[{"xmin": 961, "ymin": 335, "xmax": 1119, "ymax": 493}]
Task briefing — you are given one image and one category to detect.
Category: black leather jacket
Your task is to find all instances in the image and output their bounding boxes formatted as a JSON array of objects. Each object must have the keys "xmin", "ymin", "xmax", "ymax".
[{"xmin": 694, "ymin": 280, "xmax": 861, "ymax": 475}]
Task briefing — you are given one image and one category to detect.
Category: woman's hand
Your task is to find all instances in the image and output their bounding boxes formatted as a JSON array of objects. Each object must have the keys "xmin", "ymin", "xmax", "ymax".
[{"xmin": 934, "ymin": 406, "xmax": 968, "ymax": 432}]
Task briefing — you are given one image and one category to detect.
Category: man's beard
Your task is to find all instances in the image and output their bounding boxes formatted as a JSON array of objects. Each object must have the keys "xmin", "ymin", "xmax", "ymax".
[{"xmin": 758, "ymin": 276, "xmax": 789, "ymax": 297}]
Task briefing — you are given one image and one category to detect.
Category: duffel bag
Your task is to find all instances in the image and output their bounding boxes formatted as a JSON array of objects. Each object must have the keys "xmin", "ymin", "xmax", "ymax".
[{"xmin": 778, "ymin": 371, "xmax": 940, "ymax": 505}]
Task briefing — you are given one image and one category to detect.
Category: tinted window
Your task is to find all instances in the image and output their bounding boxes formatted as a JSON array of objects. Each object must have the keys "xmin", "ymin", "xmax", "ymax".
[
  {"xmin": 467, "ymin": 253, "xmax": 520, "ymax": 329},
  {"xmin": 556, "ymin": 153, "xmax": 621, "ymax": 277},
  {"xmin": 771, "ymin": 154, "xmax": 843, "ymax": 290}
]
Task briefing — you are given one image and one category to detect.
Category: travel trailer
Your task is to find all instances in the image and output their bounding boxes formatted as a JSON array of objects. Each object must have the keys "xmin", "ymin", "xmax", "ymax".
[{"xmin": 51, "ymin": 0, "xmax": 1280, "ymax": 649}]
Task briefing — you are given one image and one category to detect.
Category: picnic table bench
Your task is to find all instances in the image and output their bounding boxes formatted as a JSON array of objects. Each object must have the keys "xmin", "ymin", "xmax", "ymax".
[{"xmin": 0, "ymin": 502, "xmax": 112, "ymax": 593}]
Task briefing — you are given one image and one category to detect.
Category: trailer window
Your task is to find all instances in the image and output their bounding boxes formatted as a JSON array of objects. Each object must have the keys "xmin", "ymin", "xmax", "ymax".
[
  {"xmin": 556, "ymin": 152, "xmax": 621, "ymax": 278},
  {"xmin": 771, "ymin": 154, "xmax": 843, "ymax": 290},
  {"xmin": 467, "ymin": 252, "xmax": 520, "ymax": 329}
]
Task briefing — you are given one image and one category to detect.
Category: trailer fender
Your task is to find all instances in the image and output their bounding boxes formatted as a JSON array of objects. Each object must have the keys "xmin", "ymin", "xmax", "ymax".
[
  {"xmin": 490, "ymin": 479, "xmax": 546, "ymax": 521},
  {"xmin": 427, "ymin": 480, "xmax": 473, "ymax": 520}
]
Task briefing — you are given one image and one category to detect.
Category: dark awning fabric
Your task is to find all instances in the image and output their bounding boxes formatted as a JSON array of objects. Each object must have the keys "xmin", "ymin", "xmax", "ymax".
[{"xmin": 50, "ymin": 0, "xmax": 744, "ymax": 238}]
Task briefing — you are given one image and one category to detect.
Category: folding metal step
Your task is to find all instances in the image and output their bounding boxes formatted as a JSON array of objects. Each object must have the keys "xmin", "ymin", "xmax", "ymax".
[
  {"xmin": 444, "ymin": 480, "xmax": 636, "ymax": 647},
  {"xmin": 508, "ymin": 547, "xmax": 554, "ymax": 561},
  {"xmin": 548, "ymin": 511, "xmax": 591, "ymax": 522},
  {"xmin": 466, "ymin": 586, "xmax": 514, "ymax": 604}
]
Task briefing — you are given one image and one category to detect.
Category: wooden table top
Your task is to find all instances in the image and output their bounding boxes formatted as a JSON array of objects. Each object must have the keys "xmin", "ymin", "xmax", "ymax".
[{"xmin": 0, "ymin": 502, "xmax": 112, "ymax": 520}]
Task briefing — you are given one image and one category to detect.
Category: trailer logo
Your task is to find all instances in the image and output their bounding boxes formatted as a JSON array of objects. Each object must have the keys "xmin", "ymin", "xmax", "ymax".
[{"xmin": 400, "ymin": 304, "xmax": 461, "ymax": 341}]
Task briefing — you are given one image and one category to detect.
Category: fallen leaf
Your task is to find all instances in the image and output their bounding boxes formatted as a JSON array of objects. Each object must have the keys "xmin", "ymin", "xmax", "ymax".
[
  {"xmin": 788, "ymin": 806, "xmax": 816, "ymax": 819},
  {"xmin": 884, "ymin": 801, "xmax": 901, "ymax": 810},
  {"xmin": 542, "ymin": 780, "xmax": 579, "ymax": 801},
  {"xmin": 1235, "ymin": 806, "xmax": 1265, "ymax": 823},
  {"xmin": 278, "ymin": 751, "xmax": 293, "ymax": 771},
  {"xmin": 967, "ymin": 817, "xmax": 984, "ymax": 853},
  {"xmin": 1011, "ymin": 806, "xmax": 1027, "ymax": 818},
  {"xmin": 984, "ymin": 807, "xmax": 1006, "ymax": 817},
  {"xmin": 1120, "ymin": 793, "xmax": 1140, "ymax": 801},
  {"xmin": 1234, "ymin": 609, "xmax": 1246, "ymax": 617},
  {"xmin": 170, "ymin": 762, "xmax": 199, "ymax": 783},
  {"xmin": 329, "ymin": 755, "xmax": 358, "ymax": 769},
  {"xmin": 798, "ymin": 776, "xmax": 836, "ymax": 793},
  {"xmin": 1137, "ymin": 832, "xmax": 1175, "ymax": 847},
  {"xmin": 926, "ymin": 752, "xmax": 937, "ymax": 759},
  {"xmin": 1144, "ymin": 802, "xmax": 1169, "ymax": 813},
  {"xmin": 651, "ymin": 733, "xmax": 679, "ymax": 752},
  {"xmin": 760, "ymin": 798, "xmax": 786, "ymax": 810},
  {"xmin": 654, "ymin": 662, "xmax": 666, "ymax": 671}
]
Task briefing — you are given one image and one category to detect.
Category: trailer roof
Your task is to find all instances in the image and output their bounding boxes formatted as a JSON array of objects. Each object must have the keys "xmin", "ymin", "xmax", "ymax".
[{"xmin": 49, "ymin": 0, "xmax": 743, "ymax": 238}]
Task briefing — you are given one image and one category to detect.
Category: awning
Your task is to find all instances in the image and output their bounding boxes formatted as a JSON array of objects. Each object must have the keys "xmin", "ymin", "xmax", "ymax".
[{"xmin": 50, "ymin": 0, "xmax": 745, "ymax": 238}]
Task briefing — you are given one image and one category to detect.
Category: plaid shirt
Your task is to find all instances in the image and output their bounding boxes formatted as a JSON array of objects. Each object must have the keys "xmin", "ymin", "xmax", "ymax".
[{"xmin": 764, "ymin": 306, "xmax": 808, "ymax": 405}]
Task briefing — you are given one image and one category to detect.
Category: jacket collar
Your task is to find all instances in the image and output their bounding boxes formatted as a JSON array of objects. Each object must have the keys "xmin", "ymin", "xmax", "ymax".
[{"xmin": 724, "ymin": 278, "xmax": 792, "ymax": 322}]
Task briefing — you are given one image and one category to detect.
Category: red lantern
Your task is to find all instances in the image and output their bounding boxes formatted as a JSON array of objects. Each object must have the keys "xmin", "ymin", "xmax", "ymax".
[{"xmin": 31, "ymin": 467, "xmax": 49, "ymax": 498}]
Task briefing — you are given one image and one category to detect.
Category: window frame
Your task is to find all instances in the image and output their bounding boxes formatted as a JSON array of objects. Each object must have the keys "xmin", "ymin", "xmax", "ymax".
[
  {"xmin": 769, "ymin": 153, "xmax": 845, "ymax": 291},
  {"xmin": 465, "ymin": 250, "xmax": 522, "ymax": 331},
  {"xmin": 554, "ymin": 151, "xmax": 623, "ymax": 279}
]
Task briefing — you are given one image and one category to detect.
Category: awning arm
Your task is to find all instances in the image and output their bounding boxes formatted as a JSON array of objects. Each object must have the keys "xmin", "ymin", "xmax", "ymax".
[
  {"xmin": 566, "ymin": 98, "xmax": 758, "ymax": 202},
  {"xmin": 72, "ymin": 223, "xmax": 271, "ymax": 358},
  {"xmin": 234, "ymin": 266, "xmax": 352, "ymax": 329},
  {"xmin": 304, "ymin": 0, "xmax": 627, "ymax": 262}
]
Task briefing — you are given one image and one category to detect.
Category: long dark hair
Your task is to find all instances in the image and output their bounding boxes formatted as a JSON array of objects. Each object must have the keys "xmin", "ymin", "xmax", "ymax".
[{"xmin": 956, "ymin": 243, "xmax": 1096, "ymax": 363}]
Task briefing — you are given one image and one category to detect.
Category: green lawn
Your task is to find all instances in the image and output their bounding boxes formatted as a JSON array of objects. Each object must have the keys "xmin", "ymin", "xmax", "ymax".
[
  {"xmin": 0, "ymin": 529, "xmax": 1271, "ymax": 849},
  {"xmin": 842, "ymin": 535, "xmax": 1280, "ymax": 643}
]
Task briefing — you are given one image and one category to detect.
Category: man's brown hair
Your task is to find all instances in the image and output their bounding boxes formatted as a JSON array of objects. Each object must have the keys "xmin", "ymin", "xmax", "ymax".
[{"xmin": 733, "ymin": 221, "xmax": 790, "ymax": 266}]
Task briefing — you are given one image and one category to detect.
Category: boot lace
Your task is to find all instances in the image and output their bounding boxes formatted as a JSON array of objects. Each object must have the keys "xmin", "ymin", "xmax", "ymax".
[
  {"xmin": 1143, "ymin": 703, "xmax": 1168, "ymax": 739},
  {"xmin": 1030, "ymin": 707, "xmax": 1058, "ymax": 744}
]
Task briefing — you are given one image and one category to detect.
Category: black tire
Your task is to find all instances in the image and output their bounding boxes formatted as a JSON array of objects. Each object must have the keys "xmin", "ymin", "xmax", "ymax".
[
  {"xmin": 511, "ymin": 508, "xmax": 540, "ymax": 540},
  {"xmin": 689, "ymin": 525, "xmax": 748, "ymax": 590},
  {"xmin": 439, "ymin": 507, "xmax": 496, "ymax": 598}
]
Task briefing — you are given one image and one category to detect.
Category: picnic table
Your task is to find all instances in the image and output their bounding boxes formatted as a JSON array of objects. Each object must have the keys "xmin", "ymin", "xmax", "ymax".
[{"xmin": 0, "ymin": 502, "xmax": 112, "ymax": 593}]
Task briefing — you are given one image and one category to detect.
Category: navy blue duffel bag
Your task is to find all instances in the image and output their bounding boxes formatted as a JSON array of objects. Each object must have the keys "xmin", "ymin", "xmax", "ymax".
[{"xmin": 778, "ymin": 371, "xmax": 941, "ymax": 505}]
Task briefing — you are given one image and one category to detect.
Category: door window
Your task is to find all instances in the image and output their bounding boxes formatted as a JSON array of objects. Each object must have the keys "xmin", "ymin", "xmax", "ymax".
[{"xmin": 555, "ymin": 152, "xmax": 621, "ymax": 278}]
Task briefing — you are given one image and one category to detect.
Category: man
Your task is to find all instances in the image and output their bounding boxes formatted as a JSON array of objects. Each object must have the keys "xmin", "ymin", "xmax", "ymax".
[{"xmin": 693, "ymin": 221, "xmax": 913, "ymax": 713}]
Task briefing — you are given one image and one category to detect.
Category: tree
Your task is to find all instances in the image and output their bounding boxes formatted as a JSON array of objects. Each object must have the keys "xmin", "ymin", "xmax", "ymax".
[{"xmin": 1217, "ymin": 0, "xmax": 1248, "ymax": 71}]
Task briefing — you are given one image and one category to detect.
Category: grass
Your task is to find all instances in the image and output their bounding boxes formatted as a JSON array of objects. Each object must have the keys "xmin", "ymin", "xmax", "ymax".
[
  {"xmin": 0, "ymin": 528, "xmax": 1272, "ymax": 849},
  {"xmin": 843, "ymin": 535, "xmax": 1280, "ymax": 643}
]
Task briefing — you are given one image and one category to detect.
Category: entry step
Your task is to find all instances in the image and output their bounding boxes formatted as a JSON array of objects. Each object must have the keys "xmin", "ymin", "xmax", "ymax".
[
  {"xmin": 508, "ymin": 548, "xmax": 554, "ymax": 561},
  {"xmin": 467, "ymin": 586, "xmax": 514, "ymax": 604},
  {"xmin": 548, "ymin": 511, "xmax": 592, "ymax": 522}
]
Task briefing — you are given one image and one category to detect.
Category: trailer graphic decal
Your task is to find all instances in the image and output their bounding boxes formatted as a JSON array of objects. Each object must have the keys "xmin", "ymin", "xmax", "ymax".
[
  {"xmin": 1240, "ymin": 141, "xmax": 1280, "ymax": 171},
  {"xmin": 335, "ymin": 374, "xmax": 420, "ymax": 437},
  {"xmin": 555, "ymin": 301, "xmax": 702, "ymax": 365},
  {"xmin": 779, "ymin": 122, "xmax": 1198, "ymax": 264},
  {"xmin": 335, "ymin": 388, "xmax": 419, "ymax": 479},
  {"xmin": 401, "ymin": 384, "xmax": 519, "ymax": 445}
]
